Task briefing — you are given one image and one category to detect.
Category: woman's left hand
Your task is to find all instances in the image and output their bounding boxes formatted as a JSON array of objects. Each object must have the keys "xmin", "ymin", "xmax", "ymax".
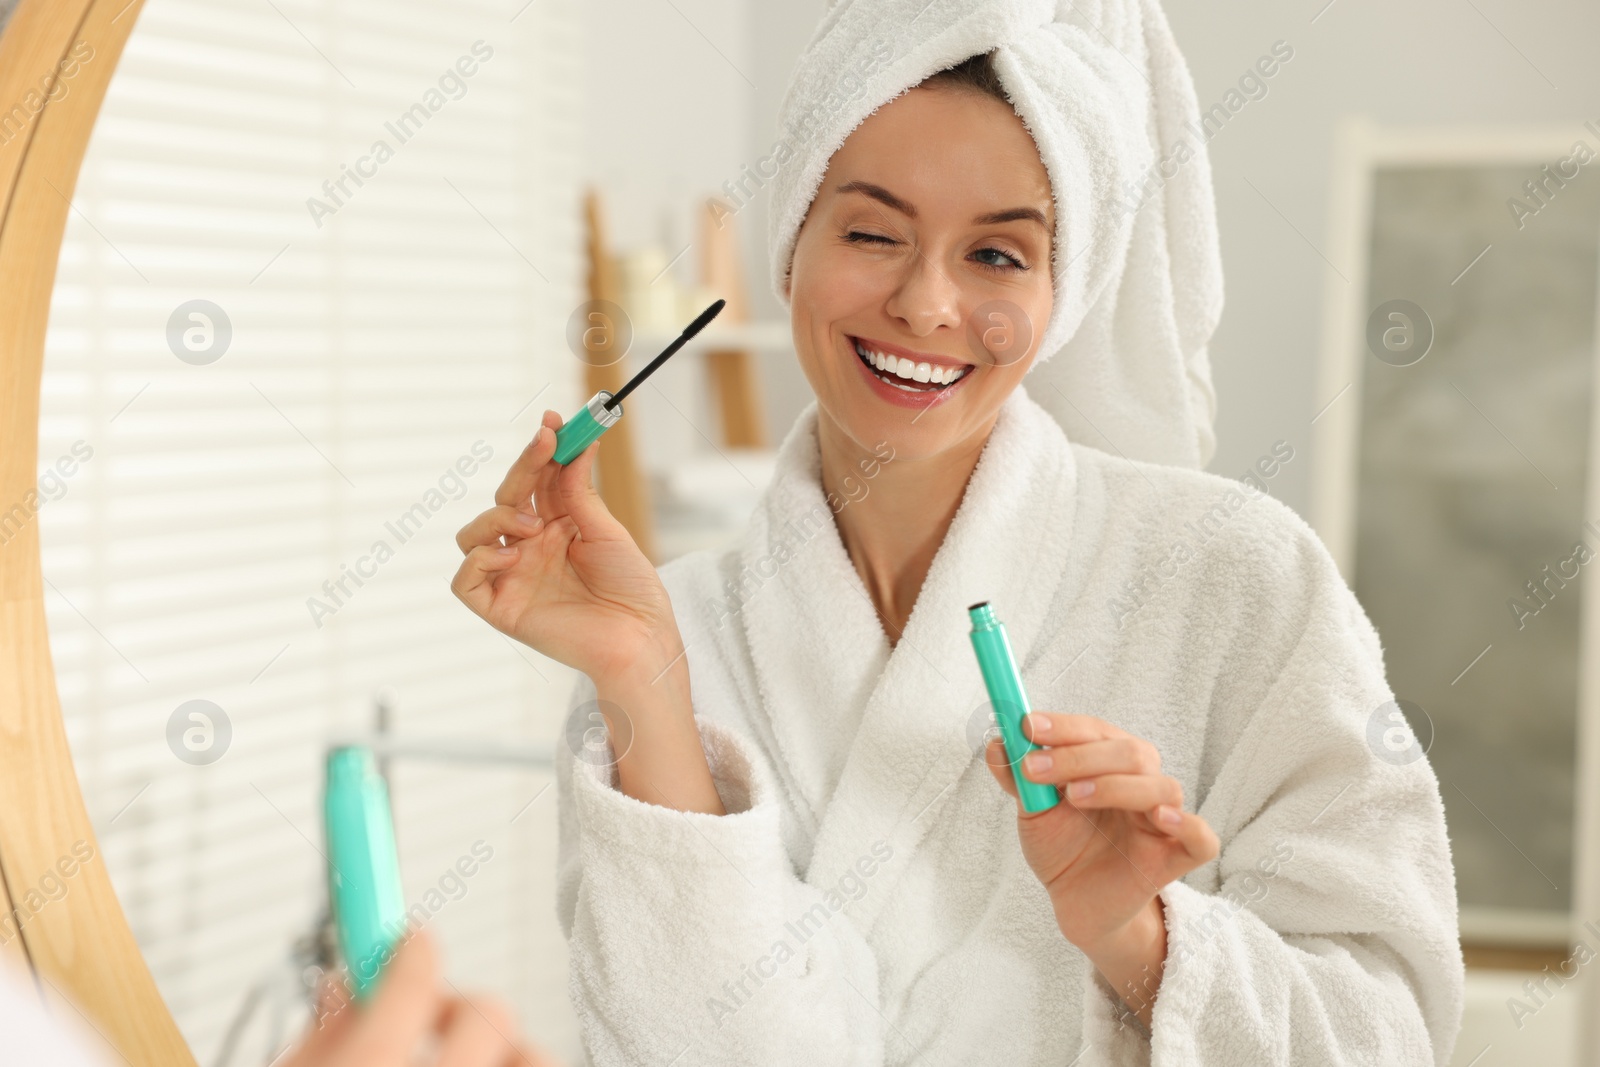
[{"xmin": 984, "ymin": 712, "xmax": 1219, "ymax": 1000}]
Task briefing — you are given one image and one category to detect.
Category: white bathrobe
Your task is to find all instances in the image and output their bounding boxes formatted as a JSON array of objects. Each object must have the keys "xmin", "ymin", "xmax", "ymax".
[{"xmin": 555, "ymin": 386, "xmax": 1464, "ymax": 1066}]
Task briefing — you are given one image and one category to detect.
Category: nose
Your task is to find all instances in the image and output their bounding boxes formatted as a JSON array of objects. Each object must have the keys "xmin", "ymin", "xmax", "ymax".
[{"xmin": 882, "ymin": 243, "xmax": 963, "ymax": 338}]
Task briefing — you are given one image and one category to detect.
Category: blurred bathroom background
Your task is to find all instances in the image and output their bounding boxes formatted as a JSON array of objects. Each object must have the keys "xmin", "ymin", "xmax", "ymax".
[{"xmin": 18, "ymin": 0, "xmax": 1600, "ymax": 1064}]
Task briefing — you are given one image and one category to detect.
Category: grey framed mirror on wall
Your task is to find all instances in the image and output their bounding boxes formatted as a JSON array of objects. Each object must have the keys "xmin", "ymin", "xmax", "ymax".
[{"xmin": 1313, "ymin": 118, "xmax": 1600, "ymax": 1062}]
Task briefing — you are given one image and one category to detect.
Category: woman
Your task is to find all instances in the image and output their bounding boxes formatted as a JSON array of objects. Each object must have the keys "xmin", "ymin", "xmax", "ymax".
[{"xmin": 452, "ymin": 3, "xmax": 1463, "ymax": 1064}]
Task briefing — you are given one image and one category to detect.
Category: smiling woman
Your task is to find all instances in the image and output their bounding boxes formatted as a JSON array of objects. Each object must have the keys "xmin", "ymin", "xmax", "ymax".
[
  {"xmin": 452, "ymin": 2, "xmax": 1463, "ymax": 1063},
  {"xmin": 786, "ymin": 58, "xmax": 1056, "ymax": 634}
]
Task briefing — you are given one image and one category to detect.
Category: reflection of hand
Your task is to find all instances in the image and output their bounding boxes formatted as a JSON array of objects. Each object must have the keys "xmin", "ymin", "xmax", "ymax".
[
  {"xmin": 984, "ymin": 713, "xmax": 1219, "ymax": 1026},
  {"xmin": 451, "ymin": 409, "xmax": 686, "ymax": 683},
  {"xmin": 281, "ymin": 930, "xmax": 561, "ymax": 1067}
]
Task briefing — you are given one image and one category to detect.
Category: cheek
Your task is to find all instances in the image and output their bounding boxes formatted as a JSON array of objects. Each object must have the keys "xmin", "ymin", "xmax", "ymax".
[
  {"xmin": 973, "ymin": 287, "xmax": 1052, "ymax": 379},
  {"xmin": 790, "ymin": 242, "xmax": 885, "ymax": 377}
]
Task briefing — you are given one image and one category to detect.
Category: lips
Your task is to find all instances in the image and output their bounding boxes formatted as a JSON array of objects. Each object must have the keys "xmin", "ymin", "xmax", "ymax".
[{"xmin": 849, "ymin": 336, "xmax": 974, "ymax": 393}]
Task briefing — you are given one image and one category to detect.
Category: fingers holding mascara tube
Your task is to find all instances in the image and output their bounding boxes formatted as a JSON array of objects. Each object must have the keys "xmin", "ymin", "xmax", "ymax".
[
  {"xmin": 498, "ymin": 410, "xmax": 562, "ymax": 517},
  {"xmin": 1020, "ymin": 711, "xmax": 1156, "ymax": 755},
  {"xmin": 980, "ymin": 710, "xmax": 1219, "ymax": 970},
  {"xmin": 453, "ymin": 407, "xmax": 681, "ymax": 682},
  {"xmin": 344, "ymin": 931, "xmax": 442, "ymax": 1061},
  {"xmin": 482, "ymin": 406, "xmax": 598, "ymax": 540},
  {"xmin": 982, "ymin": 736, "xmax": 1031, "ymax": 804},
  {"xmin": 553, "ymin": 435, "xmax": 632, "ymax": 547},
  {"xmin": 524, "ymin": 409, "xmax": 633, "ymax": 549},
  {"xmin": 281, "ymin": 930, "xmax": 441, "ymax": 1067},
  {"xmin": 283, "ymin": 927, "xmax": 564, "ymax": 1067}
]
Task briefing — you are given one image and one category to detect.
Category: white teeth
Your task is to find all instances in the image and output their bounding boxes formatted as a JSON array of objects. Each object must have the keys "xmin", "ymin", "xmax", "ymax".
[{"xmin": 854, "ymin": 339, "xmax": 970, "ymax": 390}]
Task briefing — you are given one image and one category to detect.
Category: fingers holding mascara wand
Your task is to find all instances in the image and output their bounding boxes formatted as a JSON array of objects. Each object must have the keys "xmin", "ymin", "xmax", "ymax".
[
  {"xmin": 452, "ymin": 300, "xmax": 730, "ymax": 818},
  {"xmin": 451, "ymin": 411, "xmax": 683, "ymax": 680}
]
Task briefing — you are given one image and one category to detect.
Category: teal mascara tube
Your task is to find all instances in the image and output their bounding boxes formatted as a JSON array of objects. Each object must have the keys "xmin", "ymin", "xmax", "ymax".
[
  {"xmin": 968, "ymin": 601, "xmax": 1061, "ymax": 813},
  {"xmin": 550, "ymin": 390, "xmax": 622, "ymax": 464},
  {"xmin": 324, "ymin": 745, "xmax": 408, "ymax": 1000}
]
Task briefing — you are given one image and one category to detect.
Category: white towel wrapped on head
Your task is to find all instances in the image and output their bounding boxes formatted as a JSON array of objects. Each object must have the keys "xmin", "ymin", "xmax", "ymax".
[{"xmin": 767, "ymin": 0, "xmax": 1225, "ymax": 468}]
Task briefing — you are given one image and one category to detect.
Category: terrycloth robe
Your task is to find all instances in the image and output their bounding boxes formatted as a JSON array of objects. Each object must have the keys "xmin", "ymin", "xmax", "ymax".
[{"xmin": 555, "ymin": 386, "xmax": 1464, "ymax": 1066}]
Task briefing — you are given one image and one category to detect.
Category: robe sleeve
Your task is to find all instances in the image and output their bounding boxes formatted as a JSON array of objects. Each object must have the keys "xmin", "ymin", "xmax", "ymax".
[
  {"xmin": 554, "ymin": 672, "xmax": 889, "ymax": 1065},
  {"xmin": 1078, "ymin": 527, "xmax": 1465, "ymax": 1067}
]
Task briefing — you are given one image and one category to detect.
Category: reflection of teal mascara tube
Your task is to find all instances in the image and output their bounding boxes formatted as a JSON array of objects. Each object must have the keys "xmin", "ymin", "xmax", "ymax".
[
  {"xmin": 324, "ymin": 746, "xmax": 408, "ymax": 1000},
  {"xmin": 552, "ymin": 299, "xmax": 726, "ymax": 465},
  {"xmin": 968, "ymin": 601, "xmax": 1060, "ymax": 813}
]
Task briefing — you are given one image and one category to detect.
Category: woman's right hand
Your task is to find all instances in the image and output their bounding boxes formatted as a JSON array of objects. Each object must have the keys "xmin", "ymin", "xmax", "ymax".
[
  {"xmin": 456, "ymin": 410, "xmax": 723, "ymax": 816},
  {"xmin": 451, "ymin": 409, "xmax": 681, "ymax": 682}
]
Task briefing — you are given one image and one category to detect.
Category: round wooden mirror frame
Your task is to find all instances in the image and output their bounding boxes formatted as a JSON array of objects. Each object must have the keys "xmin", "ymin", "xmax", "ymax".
[{"xmin": 0, "ymin": 0, "xmax": 196, "ymax": 1062}]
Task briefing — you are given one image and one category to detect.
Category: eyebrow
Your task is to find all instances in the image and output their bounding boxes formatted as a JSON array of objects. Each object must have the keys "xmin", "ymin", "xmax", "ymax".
[{"xmin": 835, "ymin": 180, "xmax": 1049, "ymax": 230}]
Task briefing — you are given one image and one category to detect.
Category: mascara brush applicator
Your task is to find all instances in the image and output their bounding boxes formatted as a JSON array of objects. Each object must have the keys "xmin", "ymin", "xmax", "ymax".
[{"xmin": 551, "ymin": 298, "xmax": 727, "ymax": 464}]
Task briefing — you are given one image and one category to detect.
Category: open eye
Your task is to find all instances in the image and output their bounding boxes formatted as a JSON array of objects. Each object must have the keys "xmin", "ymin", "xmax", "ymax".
[{"xmin": 973, "ymin": 246, "xmax": 1026, "ymax": 271}]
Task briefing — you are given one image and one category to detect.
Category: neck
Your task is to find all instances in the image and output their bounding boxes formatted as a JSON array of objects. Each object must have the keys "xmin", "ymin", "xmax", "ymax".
[{"xmin": 817, "ymin": 408, "xmax": 996, "ymax": 647}]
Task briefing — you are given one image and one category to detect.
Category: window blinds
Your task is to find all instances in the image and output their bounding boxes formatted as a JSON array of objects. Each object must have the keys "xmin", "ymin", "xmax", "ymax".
[{"xmin": 37, "ymin": 0, "xmax": 585, "ymax": 1060}]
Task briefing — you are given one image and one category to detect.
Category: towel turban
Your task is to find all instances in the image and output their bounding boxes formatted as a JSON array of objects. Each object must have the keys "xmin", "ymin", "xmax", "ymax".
[{"xmin": 766, "ymin": 0, "xmax": 1225, "ymax": 469}]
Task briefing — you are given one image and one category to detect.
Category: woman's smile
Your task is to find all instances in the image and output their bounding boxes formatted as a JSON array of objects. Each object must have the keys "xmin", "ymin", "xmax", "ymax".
[{"xmin": 846, "ymin": 332, "xmax": 977, "ymax": 409}]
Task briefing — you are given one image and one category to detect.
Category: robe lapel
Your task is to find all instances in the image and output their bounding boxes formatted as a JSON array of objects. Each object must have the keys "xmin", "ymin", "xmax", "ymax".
[
  {"xmin": 737, "ymin": 408, "xmax": 894, "ymax": 853},
  {"xmin": 742, "ymin": 386, "xmax": 1080, "ymax": 936}
]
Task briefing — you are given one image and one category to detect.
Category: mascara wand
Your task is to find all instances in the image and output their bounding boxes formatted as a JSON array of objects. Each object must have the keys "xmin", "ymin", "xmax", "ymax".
[{"xmin": 551, "ymin": 298, "xmax": 727, "ymax": 464}]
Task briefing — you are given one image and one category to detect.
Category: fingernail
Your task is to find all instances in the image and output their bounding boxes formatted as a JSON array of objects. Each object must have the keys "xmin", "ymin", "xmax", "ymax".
[
  {"xmin": 1023, "ymin": 751, "xmax": 1051, "ymax": 776},
  {"xmin": 1026, "ymin": 713, "xmax": 1050, "ymax": 737},
  {"xmin": 496, "ymin": 545, "xmax": 517, "ymax": 555},
  {"xmin": 1160, "ymin": 806, "xmax": 1182, "ymax": 825},
  {"xmin": 516, "ymin": 511, "xmax": 541, "ymax": 527},
  {"xmin": 1066, "ymin": 779, "xmax": 1094, "ymax": 800}
]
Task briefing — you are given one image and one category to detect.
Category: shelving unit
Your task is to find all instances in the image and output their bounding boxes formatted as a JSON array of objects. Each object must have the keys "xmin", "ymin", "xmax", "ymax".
[{"xmin": 581, "ymin": 188, "xmax": 789, "ymax": 563}]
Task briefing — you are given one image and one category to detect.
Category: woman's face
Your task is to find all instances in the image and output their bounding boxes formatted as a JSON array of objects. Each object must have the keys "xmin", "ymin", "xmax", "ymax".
[{"xmin": 787, "ymin": 84, "xmax": 1055, "ymax": 462}]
